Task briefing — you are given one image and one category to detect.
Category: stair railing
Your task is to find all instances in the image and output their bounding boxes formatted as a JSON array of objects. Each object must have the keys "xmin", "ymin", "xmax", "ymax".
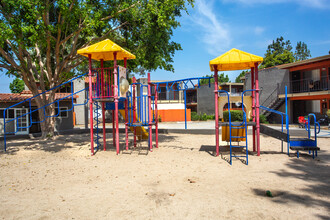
[{"xmin": 261, "ymin": 84, "xmax": 279, "ymax": 109}]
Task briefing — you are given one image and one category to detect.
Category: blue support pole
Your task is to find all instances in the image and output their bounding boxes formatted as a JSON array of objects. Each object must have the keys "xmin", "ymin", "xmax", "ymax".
[
  {"xmin": 285, "ymin": 86, "xmax": 290, "ymax": 156},
  {"xmin": 184, "ymin": 90, "xmax": 187, "ymax": 130},
  {"xmin": 3, "ymin": 110, "xmax": 6, "ymax": 152}
]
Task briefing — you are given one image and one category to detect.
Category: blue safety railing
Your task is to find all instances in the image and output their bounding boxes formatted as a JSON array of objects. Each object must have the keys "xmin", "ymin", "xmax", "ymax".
[
  {"xmin": 3, "ymin": 73, "xmax": 89, "ymax": 151},
  {"xmin": 306, "ymin": 114, "xmax": 321, "ymax": 158},
  {"xmin": 260, "ymin": 86, "xmax": 290, "ymax": 155},
  {"xmin": 218, "ymin": 89, "xmax": 249, "ymax": 165},
  {"xmin": 153, "ymin": 77, "xmax": 212, "ymax": 129},
  {"xmin": 260, "ymin": 105, "xmax": 289, "ymax": 154},
  {"xmin": 127, "ymin": 82, "xmax": 156, "ymax": 127}
]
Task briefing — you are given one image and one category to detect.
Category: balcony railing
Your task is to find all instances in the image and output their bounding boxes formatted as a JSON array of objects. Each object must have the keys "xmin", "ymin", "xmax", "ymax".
[{"xmin": 279, "ymin": 76, "xmax": 330, "ymax": 94}]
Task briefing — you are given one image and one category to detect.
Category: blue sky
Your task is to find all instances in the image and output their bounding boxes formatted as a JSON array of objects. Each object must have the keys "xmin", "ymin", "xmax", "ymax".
[
  {"xmin": 1, "ymin": 0, "xmax": 330, "ymax": 92},
  {"xmin": 150, "ymin": 0, "xmax": 330, "ymax": 81}
]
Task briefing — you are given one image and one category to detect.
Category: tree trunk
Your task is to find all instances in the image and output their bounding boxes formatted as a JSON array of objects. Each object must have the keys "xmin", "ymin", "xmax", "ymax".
[
  {"xmin": 34, "ymin": 91, "xmax": 56, "ymax": 139},
  {"xmin": 38, "ymin": 106, "xmax": 56, "ymax": 139}
]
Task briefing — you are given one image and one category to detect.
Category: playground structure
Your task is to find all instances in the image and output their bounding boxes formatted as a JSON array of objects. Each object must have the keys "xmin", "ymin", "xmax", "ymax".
[
  {"xmin": 77, "ymin": 39, "xmax": 158, "ymax": 155},
  {"xmin": 1, "ymin": 40, "xmax": 321, "ymax": 163},
  {"xmin": 210, "ymin": 48, "xmax": 321, "ymax": 164},
  {"xmin": 152, "ymin": 77, "xmax": 212, "ymax": 129}
]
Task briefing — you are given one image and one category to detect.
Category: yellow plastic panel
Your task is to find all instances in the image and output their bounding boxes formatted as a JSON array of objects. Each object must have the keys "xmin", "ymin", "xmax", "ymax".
[
  {"xmin": 221, "ymin": 125, "xmax": 247, "ymax": 142},
  {"xmin": 77, "ymin": 39, "xmax": 136, "ymax": 61},
  {"xmin": 119, "ymin": 110, "xmax": 149, "ymax": 140},
  {"xmin": 209, "ymin": 48, "xmax": 263, "ymax": 71}
]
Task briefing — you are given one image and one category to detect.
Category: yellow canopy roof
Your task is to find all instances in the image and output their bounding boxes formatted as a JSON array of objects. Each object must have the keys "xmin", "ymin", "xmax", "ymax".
[
  {"xmin": 77, "ymin": 39, "xmax": 136, "ymax": 61},
  {"xmin": 209, "ymin": 48, "xmax": 263, "ymax": 71}
]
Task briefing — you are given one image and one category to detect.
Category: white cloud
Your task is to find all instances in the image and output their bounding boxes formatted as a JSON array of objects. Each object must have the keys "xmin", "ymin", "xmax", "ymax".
[
  {"xmin": 222, "ymin": 0, "xmax": 330, "ymax": 9},
  {"xmin": 254, "ymin": 26, "xmax": 265, "ymax": 35},
  {"xmin": 190, "ymin": 0, "xmax": 231, "ymax": 56}
]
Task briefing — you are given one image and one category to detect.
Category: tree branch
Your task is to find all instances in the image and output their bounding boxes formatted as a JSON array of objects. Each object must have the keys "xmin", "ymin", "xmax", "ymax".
[
  {"xmin": 0, "ymin": 46, "xmax": 21, "ymax": 70},
  {"xmin": 81, "ymin": 21, "xmax": 129, "ymax": 48},
  {"xmin": 101, "ymin": 1, "xmax": 140, "ymax": 21}
]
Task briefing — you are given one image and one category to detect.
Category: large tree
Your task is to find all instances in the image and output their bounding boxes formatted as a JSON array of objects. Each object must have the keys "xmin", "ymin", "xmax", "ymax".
[
  {"xmin": 260, "ymin": 36, "xmax": 295, "ymax": 68},
  {"xmin": 0, "ymin": 0, "xmax": 193, "ymax": 138},
  {"xmin": 260, "ymin": 36, "xmax": 311, "ymax": 69},
  {"xmin": 294, "ymin": 41, "xmax": 311, "ymax": 61}
]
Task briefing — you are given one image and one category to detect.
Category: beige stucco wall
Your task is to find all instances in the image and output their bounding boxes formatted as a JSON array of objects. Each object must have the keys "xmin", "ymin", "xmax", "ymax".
[{"xmin": 218, "ymin": 96, "xmax": 252, "ymax": 119}]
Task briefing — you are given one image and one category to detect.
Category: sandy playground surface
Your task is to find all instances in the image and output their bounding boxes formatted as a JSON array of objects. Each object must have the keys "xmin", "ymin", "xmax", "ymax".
[{"xmin": 0, "ymin": 132, "xmax": 329, "ymax": 219}]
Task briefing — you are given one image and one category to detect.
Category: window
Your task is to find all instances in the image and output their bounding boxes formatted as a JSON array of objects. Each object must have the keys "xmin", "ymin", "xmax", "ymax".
[
  {"xmin": 0, "ymin": 109, "xmax": 15, "ymax": 119},
  {"xmin": 55, "ymin": 107, "xmax": 68, "ymax": 118}
]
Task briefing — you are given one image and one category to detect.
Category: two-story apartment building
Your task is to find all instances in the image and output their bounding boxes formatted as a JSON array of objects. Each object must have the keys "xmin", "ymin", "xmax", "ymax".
[{"xmin": 244, "ymin": 54, "xmax": 330, "ymax": 123}]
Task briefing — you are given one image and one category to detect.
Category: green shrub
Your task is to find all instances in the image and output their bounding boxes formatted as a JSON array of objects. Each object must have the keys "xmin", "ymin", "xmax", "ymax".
[
  {"xmin": 327, "ymin": 109, "xmax": 330, "ymax": 117},
  {"xmin": 201, "ymin": 113, "xmax": 208, "ymax": 121},
  {"xmin": 223, "ymin": 110, "xmax": 243, "ymax": 122},
  {"xmin": 191, "ymin": 112, "xmax": 215, "ymax": 121},
  {"xmin": 191, "ymin": 112, "xmax": 199, "ymax": 121},
  {"xmin": 259, "ymin": 114, "xmax": 268, "ymax": 124}
]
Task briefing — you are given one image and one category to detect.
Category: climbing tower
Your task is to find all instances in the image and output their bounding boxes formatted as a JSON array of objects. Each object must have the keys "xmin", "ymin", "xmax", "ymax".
[{"xmin": 77, "ymin": 39, "xmax": 158, "ymax": 155}]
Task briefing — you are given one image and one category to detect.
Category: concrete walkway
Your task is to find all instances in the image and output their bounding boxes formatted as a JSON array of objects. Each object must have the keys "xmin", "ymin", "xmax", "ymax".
[{"xmin": 157, "ymin": 121, "xmax": 330, "ymax": 138}]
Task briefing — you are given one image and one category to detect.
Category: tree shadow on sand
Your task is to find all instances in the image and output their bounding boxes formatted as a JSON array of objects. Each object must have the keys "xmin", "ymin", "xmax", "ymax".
[
  {"xmin": 252, "ymin": 152, "xmax": 330, "ymax": 219},
  {"xmin": 0, "ymin": 134, "xmax": 91, "ymax": 156},
  {"xmin": 0, "ymin": 132, "xmax": 177, "ymax": 156}
]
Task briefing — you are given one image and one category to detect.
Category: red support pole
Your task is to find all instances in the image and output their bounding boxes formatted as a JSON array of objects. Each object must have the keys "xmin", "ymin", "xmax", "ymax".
[
  {"xmin": 125, "ymin": 98, "xmax": 129, "ymax": 150},
  {"xmin": 148, "ymin": 73, "xmax": 152, "ymax": 151},
  {"xmin": 101, "ymin": 59, "xmax": 106, "ymax": 151},
  {"xmin": 155, "ymin": 85, "xmax": 158, "ymax": 148},
  {"xmin": 112, "ymin": 110, "xmax": 115, "ymax": 148},
  {"xmin": 113, "ymin": 52, "xmax": 120, "ymax": 155},
  {"xmin": 124, "ymin": 58, "xmax": 127, "ymax": 68},
  {"xmin": 111, "ymin": 70, "xmax": 115, "ymax": 148},
  {"xmin": 133, "ymin": 77, "xmax": 137, "ymax": 147},
  {"xmin": 214, "ymin": 66, "xmax": 219, "ymax": 156},
  {"xmin": 255, "ymin": 63, "xmax": 261, "ymax": 156},
  {"xmin": 251, "ymin": 67, "xmax": 256, "ymax": 152},
  {"xmin": 88, "ymin": 54, "xmax": 94, "ymax": 155}
]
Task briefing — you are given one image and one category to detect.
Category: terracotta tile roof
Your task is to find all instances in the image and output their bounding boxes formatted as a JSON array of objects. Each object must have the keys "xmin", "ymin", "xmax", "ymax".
[{"xmin": 0, "ymin": 91, "xmax": 77, "ymax": 102}]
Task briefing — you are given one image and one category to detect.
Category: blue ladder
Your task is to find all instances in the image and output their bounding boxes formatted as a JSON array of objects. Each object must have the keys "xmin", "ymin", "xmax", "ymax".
[
  {"xmin": 93, "ymin": 101, "xmax": 102, "ymax": 152},
  {"xmin": 218, "ymin": 90, "xmax": 251, "ymax": 165},
  {"xmin": 229, "ymin": 121, "xmax": 249, "ymax": 165}
]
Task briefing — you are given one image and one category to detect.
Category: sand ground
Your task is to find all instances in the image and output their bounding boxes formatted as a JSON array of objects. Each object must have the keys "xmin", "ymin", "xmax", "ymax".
[{"xmin": 0, "ymin": 133, "xmax": 329, "ymax": 219}]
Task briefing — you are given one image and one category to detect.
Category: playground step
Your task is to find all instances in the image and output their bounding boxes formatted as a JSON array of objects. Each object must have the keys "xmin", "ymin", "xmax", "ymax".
[
  {"xmin": 219, "ymin": 122, "xmax": 256, "ymax": 126},
  {"xmin": 231, "ymin": 145, "xmax": 247, "ymax": 148},
  {"xmin": 290, "ymin": 146, "xmax": 320, "ymax": 151},
  {"xmin": 94, "ymin": 98, "xmax": 115, "ymax": 102},
  {"xmin": 290, "ymin": 138, "xmax": 316, "ymax": 147}
]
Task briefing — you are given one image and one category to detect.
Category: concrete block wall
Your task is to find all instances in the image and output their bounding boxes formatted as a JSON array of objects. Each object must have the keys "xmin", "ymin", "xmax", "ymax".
[{"xmin": 197, "ymin": 83, "xmax": 215, "ymax": 115}]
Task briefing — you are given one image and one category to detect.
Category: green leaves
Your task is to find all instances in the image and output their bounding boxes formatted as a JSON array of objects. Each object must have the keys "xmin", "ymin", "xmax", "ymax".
[
  {"xmin": 0, "ymin": 0, "xmax": 194, "ymax": 80},
  {"xmin": 9, "ymin": 77, "xmax": 24, "ymax": 93},
  {"xmin": 260, "ymin": 36, "xmax": 311, "ymax": 69},
  {"xmin": 200, "ymin": 73, "xmax": 230, "ymax": 85}
]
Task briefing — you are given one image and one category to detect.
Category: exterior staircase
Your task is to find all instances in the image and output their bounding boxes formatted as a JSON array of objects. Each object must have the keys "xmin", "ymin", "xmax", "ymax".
[{"xmin": 260, "ymin": 85, "xmax": 284, "ymax": 118}]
